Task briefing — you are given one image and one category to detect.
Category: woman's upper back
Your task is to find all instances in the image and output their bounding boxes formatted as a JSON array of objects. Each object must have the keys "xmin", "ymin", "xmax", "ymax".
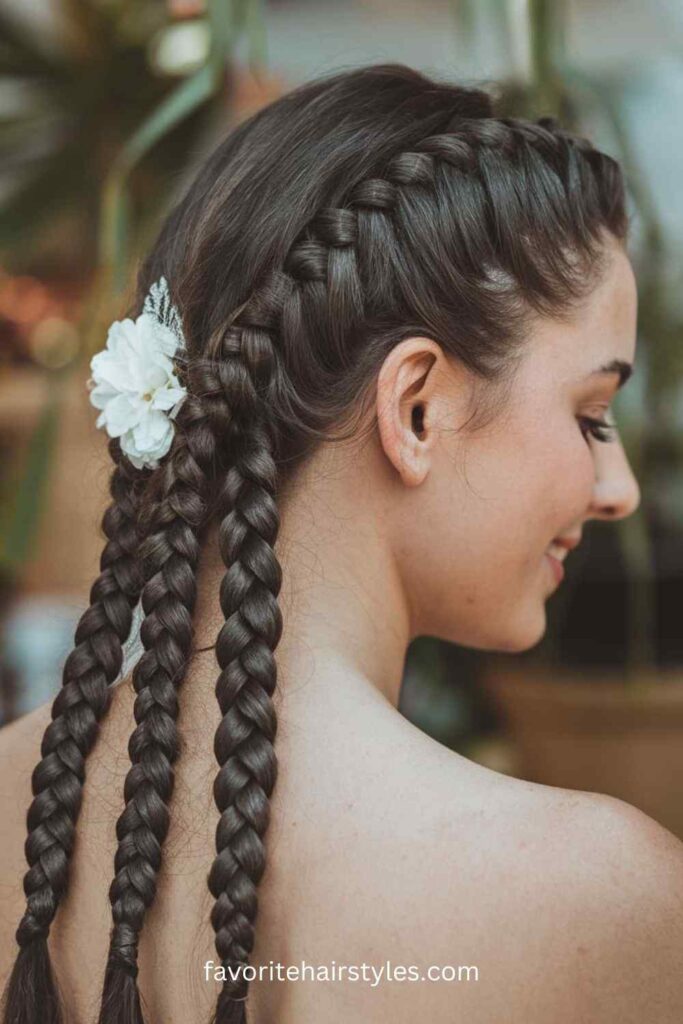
[{"xmin": 2, "ymin": 672, "xmax": 683, "ymax": 1024}]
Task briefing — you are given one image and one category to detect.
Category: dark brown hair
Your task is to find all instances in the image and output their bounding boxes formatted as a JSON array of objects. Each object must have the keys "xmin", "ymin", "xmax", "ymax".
[{"xmin": 2, "ymin": 62, "xmax": 628, "ymax": 1024}]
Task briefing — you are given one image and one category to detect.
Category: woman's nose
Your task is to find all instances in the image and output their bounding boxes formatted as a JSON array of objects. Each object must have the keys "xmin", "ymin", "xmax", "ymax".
[{"xmin": 587, "ymin": 437, "xmax": 641, "ymax": 521}]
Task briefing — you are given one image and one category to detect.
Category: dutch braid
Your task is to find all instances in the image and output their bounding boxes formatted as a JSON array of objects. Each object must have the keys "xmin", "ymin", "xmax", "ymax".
[
  {"xmin": 309, "ymin": 115, "xmax": 609, "ymax": 337},
  {"xmin": 98, "ymin": 393, "xmax": 217, "ymax": 1023},
  {"xmin": 2, "ymin": 439, "xmax": 147, "ymax": 1024}
]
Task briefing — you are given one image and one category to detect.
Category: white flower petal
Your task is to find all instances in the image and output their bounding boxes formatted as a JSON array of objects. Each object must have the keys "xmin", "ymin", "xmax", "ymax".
[
  {"xmin": 145, "ymin": 359, "xmax": 173, "ymax": 392},
  {"xmin": 151, "ymin": 384, "xmax": 186, "ymax": 411},
  {"xmin": 131, "ymin": 410, "xmax": 174, "ymax": 453},
  {"xmin": 90, "ymin": 348, "xmax": 136, "ymax": 394},
  {"xmin": 105, "ymin": 320, "xmax": 140, "ymax": 363},
  {"xmin": 120, "ymin": 434, "xmax": 156, "ymax": 470},
  {"xmin": 88, "ymin": 381, "xmax": 119, "ymax": 411},
  {"xmin": 102, "ymin": 393, "xmax": 145, "ymax": 437}
]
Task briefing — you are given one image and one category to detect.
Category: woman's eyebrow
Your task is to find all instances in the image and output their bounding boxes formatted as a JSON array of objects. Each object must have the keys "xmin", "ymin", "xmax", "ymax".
[{"xmin": 584, "ymin": 358, "xmax": 633, "ymax": 389}]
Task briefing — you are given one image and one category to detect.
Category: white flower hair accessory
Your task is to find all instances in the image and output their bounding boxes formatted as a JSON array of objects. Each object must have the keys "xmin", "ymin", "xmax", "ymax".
[{"xmin": 87, "ymin": 276, "xmax": 188, "ymax": 470}]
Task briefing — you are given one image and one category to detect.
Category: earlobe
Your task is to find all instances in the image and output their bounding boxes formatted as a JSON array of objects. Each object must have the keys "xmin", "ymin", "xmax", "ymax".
[{"xmin": 398, "ymin": 430, "xmax": 429, "ymax": 485}]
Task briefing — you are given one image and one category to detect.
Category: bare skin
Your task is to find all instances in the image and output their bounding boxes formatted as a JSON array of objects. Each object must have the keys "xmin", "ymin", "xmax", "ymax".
[{"xmin": 2, "ymin": 234, "xmax": 683, "ymax": 1022}]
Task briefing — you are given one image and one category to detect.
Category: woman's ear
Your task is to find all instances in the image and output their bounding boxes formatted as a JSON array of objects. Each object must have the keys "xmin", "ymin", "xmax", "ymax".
[{"xmin": 376, "ymin": 337, "xmax": 449, "ymax": 487}]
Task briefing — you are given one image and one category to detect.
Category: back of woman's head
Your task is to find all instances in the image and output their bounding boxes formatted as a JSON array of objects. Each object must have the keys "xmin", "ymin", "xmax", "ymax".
[{"xmin": 2, "ymin": 62, "xmax": 628, "ymax": 1024}]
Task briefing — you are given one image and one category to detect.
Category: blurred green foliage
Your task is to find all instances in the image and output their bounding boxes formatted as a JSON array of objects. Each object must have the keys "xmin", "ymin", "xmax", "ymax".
[{"xmin": 0, "ymin": 0, "xmax": 266, "ymax": 587}]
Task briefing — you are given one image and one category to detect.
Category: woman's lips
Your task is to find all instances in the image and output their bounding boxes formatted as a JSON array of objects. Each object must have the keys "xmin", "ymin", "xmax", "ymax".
[{"xmin": 545, "ymin": 551, "xmax": 565, "ymax": 585}]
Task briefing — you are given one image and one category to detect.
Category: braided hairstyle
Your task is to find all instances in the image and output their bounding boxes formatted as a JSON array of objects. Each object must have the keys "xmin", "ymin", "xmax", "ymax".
[
  {"xmin": 1, "ymin": 440, "xmax": 148, "ymax": 1023},
  {"xmin": 97, "ymin": 389, "xmax": 217, "ymax": 1021},
  {"xmin": 3, "ymin": 62, "xmax": 629, "ymax": 1024}
]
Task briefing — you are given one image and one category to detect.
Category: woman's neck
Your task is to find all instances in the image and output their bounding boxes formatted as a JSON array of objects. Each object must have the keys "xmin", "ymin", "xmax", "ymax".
[{"xmin": 189, "ymin": 443, "xmax": 413, "ymax": 714}]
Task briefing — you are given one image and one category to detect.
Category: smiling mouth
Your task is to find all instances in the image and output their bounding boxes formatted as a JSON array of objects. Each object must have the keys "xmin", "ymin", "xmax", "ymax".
[
  {"xmin": 548, "ymin": 535, "xmax": 582, "ymax": 558},
  {"xmin": 545, "ymin": 551, "xmax": 565, "ymax": 585}
]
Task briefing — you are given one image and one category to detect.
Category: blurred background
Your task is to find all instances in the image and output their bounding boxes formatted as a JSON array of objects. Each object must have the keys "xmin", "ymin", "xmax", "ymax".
[{"xmin": 2, "ymin": 0, "xmax": 683, "ymax": 835}]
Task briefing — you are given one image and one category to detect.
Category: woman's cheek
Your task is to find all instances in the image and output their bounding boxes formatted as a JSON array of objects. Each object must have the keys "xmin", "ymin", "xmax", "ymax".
[{"xmin": 555, "ymin": 429, "xmax": 595, "ymax": 513}]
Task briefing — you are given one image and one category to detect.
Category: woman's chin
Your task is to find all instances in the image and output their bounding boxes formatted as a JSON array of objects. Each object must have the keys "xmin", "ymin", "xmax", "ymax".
[
  {"xmin": 496, "ymin": 608, "xmax": 547, "ymax": 654},
  {"xmin": 444, "ymin": 612, "xmax": 546, "ymax": 654}
]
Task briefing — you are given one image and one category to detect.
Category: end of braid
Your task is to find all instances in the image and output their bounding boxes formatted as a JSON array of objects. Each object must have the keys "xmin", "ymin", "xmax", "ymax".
[
  {"xmin": 97, "ymin": 945, "xmax": 143, "ymax": 1024},
  {"xmin": 1, "ymin": 932, "xmax": 62, "ymax": 1024},
  {"xmin": 106, "ymin": 923, "xmax": 141, "ymax": 982},
  {"xmin": 215, "ymin": 984, "xmax": 248, "ymax": 1024},
  {"xmin": 15, "ymin": 911, "xmax": 49, "ymax": 948}
]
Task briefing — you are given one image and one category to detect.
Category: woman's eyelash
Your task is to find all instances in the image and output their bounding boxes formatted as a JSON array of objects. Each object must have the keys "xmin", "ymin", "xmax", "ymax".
[{"xmin": 578, "ymin": 415, "xmax": 617, "ymax": 444}]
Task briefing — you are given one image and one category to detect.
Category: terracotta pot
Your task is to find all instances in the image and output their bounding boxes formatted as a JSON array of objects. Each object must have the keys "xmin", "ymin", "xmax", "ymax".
[{"xmin": 480, "ymin": 662, "xmax": 683, "ymax": 841}]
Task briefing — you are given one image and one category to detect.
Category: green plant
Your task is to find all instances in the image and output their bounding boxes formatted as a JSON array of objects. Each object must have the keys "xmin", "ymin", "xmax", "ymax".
[{"xmin": 0, "ymin": 0, "xmax": 268, "ymax": 588}]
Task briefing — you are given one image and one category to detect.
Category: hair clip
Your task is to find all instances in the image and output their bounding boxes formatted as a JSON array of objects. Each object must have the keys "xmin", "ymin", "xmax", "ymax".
[{"xmin": 87, "ymin": 276, "xmax": 187, "ymax": 469}]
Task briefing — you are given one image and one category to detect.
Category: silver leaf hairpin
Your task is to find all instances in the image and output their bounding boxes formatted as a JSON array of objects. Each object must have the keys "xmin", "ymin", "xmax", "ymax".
[{"xmin": 142, "ymin": 275, "xmax": 187, "ymax": 355}]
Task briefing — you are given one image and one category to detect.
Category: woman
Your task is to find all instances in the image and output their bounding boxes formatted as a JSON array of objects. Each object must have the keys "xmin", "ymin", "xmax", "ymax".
[{"xmin": 1, "ymin": 63, "xmax": 682, "ymax": 1024}]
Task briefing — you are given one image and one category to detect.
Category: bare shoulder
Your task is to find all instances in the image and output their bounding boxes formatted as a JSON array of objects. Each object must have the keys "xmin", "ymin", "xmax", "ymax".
[
  {"xmin": 557, "ymin": 785, "xmax": 683, "ymax": 882},
  {"xmin": 537, "ymin": 784, "xmax": 683, "ymax": 932},
  {"xmin": 427, "ymin": 761, "xmax": 683, "ymax": 1023},
  {"xmin": 546, "ymin": 789, "xmax": 683, "ymax": 1021}
]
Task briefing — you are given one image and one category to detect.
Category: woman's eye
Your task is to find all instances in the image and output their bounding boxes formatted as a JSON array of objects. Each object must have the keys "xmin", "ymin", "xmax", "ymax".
[{"xmin": 578, "ymin": 414, "xmax": 617, "ymax": 444}]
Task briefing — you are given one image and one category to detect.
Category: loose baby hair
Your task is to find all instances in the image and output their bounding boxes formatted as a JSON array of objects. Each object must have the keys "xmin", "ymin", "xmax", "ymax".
[{"xmin": 2, "ymin": 62, "xmax": 629, "ymax": 1024}]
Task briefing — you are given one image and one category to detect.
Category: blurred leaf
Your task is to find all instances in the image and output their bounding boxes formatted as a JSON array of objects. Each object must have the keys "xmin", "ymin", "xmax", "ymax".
[
  {"xmin": 101, "ymin": 59, "xmax": 217, "ymax": 291},
  {"xmin": 101, "ymin": 0, "xmax": 259, "ymax": 292},
  {"xmin": 0, "ymin": 9, "xmax": 69, "ymax": 80},
  {"xmin": 60, "ymin": 0, "xmax": 117, "ymax": 57},
  {"xmin": 528, "ymin": 0, "xmax": 565, "ymax": 110},
  {"xmin": 0, "ymin": 142, "xmax": 89, "ymax": 255},
  {"xmin": 0, "ymin": 0, "xmax": 223, "ymax": 276}
]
